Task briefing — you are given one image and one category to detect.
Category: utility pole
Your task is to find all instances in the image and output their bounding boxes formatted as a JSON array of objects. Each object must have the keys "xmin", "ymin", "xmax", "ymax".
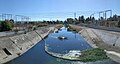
[
  {"xmin": 2, "ymin": 14, "xmax": 12, "ymax": 20},
  {"xmin": 74, "ymin": 12, "xmax": 76, "ymax": 19},
  {"xmin": 2, "ymin": 14, "xmax": 5, "ymax": 20},
  {"xmin": 92, "ymin": 14, "xmax": 94, "ymax": 17},
  {"xmin": 99, "ymin": 11, "xmax": 104, "ymax": 20},
  {"xmin": 74, "ymin": 12, "xmax": 76, "ymax": 24},
  {"xmin": 90, "ymin": 13, "xmax": 95, "ymax": 24},
  {"xmin": 15, "ymin": 15, "xmax": 24, "ymax": 30},
  {"xmin": 104, "ymin": 10, "xmax": 112, "ymax": 20}
]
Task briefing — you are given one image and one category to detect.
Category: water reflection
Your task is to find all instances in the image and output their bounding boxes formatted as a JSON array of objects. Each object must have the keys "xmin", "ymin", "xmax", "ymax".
[
  {"xmin": 45, "ymin": 27, "xmax": 92, "ymax": 60},
  {"xmin": 6, "ymin": 27, "xmax": 119, "ymax": 64}
]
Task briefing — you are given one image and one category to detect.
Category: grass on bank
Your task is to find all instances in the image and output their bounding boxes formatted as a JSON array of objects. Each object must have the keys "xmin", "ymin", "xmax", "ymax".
[
  {"xmin": 55, "ymin": 24, "xmax": 63, "ymax": 30},
  {"xmin": 68, "ymin": 25, "xmax": 82, "ymax": 32},
  {"xmin": 79, "ymin": 48, "xmax": 108, "ymax": 62}
]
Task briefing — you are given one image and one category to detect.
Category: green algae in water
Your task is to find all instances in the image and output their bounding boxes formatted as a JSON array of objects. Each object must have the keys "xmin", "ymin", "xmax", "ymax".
[{"xmin": 79, "ymin": 48, "xmax": 108, "ymax": 62}]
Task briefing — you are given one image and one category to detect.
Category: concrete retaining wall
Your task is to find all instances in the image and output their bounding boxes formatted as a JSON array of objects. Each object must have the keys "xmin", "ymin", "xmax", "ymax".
[
  {"xmin": 79, "ymin": 29, "xmax": 98, "ymax": 48},
  {"xmin": 79, "ymin": 27, "xmax": 120, "ymax": 63},
  {"xmin": 70, "ymin": 25, "xmax": 120, "ymax": 63},
  {"xmin": 92, "ymin": 29, "xmax": 120, "ymax": 47},
  {"xmin": 0, "ymin": 26, "xmax": 55, "ymax": 64},
  {"xmin": 91, "ymin": 29, "xmax": 120, "ymax": 63}
]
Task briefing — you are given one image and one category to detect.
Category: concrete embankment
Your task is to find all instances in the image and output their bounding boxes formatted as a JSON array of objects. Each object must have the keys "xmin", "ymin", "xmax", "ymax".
[
  {"xmin": 91, "ymin": 29, "xmax": 120, "ymax": 63},
  {"xmin": 69, "ymin": 25, "xmax": 120, "ymax": 63},
  {"xmin": 0, "ymin": 25, "xmax": 58, "ymax": 64}
]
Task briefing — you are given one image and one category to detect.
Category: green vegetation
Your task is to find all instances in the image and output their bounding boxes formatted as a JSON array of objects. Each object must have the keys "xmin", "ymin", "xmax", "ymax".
[
  {"xmin": 68, "ymin": 26, "xmax": 77, "ymax": 32},
  {"xmin": 0, "ymin": 20, "xmax": 14, "ymax": 31},
  {"xmin": 43, "ymin": 20, "xmax": 63, "ymax": 24},
  {"xmin": 79, "ymin": 48, "xmax": 108, "ymax": 62},
  {"xmin": 67, "ymin": 25, "xmax": 81, "ymax": 32},
  {"xmin": 37, "ymin": 22, "xmax": 48, "ymax": 27},
  {"xmin": 0, "ymin": 20, "xmax": 4, "ymax": 22}
]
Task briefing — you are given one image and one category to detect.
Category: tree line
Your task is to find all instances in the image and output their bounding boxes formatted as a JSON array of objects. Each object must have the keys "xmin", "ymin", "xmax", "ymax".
[
  {"xmin": 0, "ymin": 14, "xmax": 120, "ymax": 32},
  {"xmin": 65, "ymin": 14, "xmax": 120, "ymax": 27},
  {"xmin": 66, "ymin": 15, "xmax": 118, "ymax": 24}
]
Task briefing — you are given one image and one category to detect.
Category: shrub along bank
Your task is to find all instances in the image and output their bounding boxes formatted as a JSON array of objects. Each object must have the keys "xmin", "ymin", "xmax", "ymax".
[
  {"xmin": 0, "ymin": 20, "xmax": 14, "ymax": 31},
  {"xmin": 79, "ymin": 48, "xmax": 108, "ymax": 62}
]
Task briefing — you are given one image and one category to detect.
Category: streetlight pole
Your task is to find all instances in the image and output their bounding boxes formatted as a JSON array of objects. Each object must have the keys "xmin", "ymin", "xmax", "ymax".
[{"xmin": 74, "ymin": 12, "xmax": 76, "ymax": 24}]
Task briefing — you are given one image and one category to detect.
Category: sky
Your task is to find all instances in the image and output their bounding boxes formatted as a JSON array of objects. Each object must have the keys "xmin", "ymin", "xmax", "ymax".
[{"xmin": 0, "ymin": 0, "xmax": 120, "ymax": 21}]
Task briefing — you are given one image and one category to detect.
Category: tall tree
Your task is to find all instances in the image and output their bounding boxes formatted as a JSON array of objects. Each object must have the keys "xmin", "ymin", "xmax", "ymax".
[
  {"xmin": 81, "ymin": 16, "xmax": 85, "ymax": 23},
  {"xmin": 100, "ymin": 17, "xmax": 104, "ymax": 20},
  {"xmin": 92, "ymin": 17, "xmax": 95, "ymax": 21},
  {"xmin": 67, "ymin": 18, "xmax": 74, "ymax": 24},
  {"xmin": 78, "ymin": 16, "xmax": 81, "ymax": 23},
  {"xmin": 85, "ymin": 17, "xmax": 90, "ymax": 22},
  {"xmin": 0, "ymin": 20, "xmax": 14, "ymax": 31},
  {"xmin": 113, "ymin": 14, "xmax": 118, "ymax": 21}
]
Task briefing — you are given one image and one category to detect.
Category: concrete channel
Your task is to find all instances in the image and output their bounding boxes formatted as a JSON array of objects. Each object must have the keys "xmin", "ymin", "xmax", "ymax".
[
  {"xmin": 0, "ymin": 25, "xmax": 61, "ymax": 64},
  {"xmin": 69, "ymin": 25, "xmax": 120, "ymax": 63}
]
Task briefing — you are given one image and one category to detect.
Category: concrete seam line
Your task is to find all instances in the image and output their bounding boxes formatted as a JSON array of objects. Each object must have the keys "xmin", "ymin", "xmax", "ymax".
[
  {"xmin": 34, "ymin": 30, "xmax": 45, "ymax": 42},
  {"xmin": 91, "ymin": 29, "xmax": 104, "ymax": 43},
  {"xmin": 114, "ymin": 36, "xmax": 119, "ymax": 45},
  {"xmin": 9, "ymin": 37, "xmax": 22, "ymax": 51},
  {"xmin": 85, "ymin": 29, "xmax": 94, "ymax": 43},
  {"xmin": 24, "ymin": 34, "xmax": 35, "ymax": 45}
]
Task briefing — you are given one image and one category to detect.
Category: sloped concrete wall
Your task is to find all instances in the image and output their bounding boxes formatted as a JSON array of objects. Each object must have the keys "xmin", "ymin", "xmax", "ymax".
[
  {"xmin": 0, "ymin": 38, "xmax": 21, "ymax": 55},
  {"xmin": 92, "ymin": 29, "xmax": 120, "ymax": 47},
  {"xmin": 79, "ymin": 29, "xmax": 98, "ymax": 48},
  {"xmin": 79, "ymin": 27, "xmax": 120, "ymax": 63},
  {"xmin": 0, "ymin": 27, "xmax": 54, "ymax": 64},
  {"xmin": 24, "ymin": 31, "xmax": 41, "ymax": 45},
  {"xmin": 10, "ymin": 34, "xmax": 32, "ymax": 52},
  {"xmin": 0, "ymin": 38, "xmax": 21, "ymax": 63},
  {"xmin": 116, "ymin": 37, "xmax": 120, "ymax": 47}
]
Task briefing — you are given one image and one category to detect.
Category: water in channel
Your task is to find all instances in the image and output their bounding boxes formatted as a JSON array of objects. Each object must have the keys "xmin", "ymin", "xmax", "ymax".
[{"xmin": 6, "ymin": 27, "xmax": 119, "ymax": 64}]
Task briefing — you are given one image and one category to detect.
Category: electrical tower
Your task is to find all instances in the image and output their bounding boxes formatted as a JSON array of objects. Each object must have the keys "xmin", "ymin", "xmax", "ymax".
[
  {"xmin": 2, "ymin": 14, "xmax": 12, "ymax": 20},
  {"xmin": 74, "ymin": 12, "xmax": 76, "ymax": 19}
]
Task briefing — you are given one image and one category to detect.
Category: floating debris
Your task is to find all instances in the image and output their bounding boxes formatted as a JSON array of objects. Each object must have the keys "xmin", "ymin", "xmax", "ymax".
[{"xmin": 58, "ymin": 36, "xmax": 68, "ymax": 40}]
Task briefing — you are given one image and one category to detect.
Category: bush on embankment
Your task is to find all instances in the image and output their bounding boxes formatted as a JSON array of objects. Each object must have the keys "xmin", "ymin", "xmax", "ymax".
[{"xmin": 0, "ymin": 20, "xmax": 14, "ymax": 31}]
